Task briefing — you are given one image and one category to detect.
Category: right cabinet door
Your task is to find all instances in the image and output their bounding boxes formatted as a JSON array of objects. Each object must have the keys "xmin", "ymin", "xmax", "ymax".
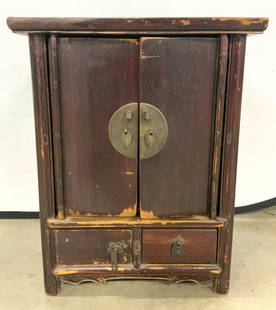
[{"xmin": 139, "ymin": 37, "xmax": 219, "ymax": 218}]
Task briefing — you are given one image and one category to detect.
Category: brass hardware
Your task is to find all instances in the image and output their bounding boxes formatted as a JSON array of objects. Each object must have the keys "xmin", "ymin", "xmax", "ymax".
[
  {"xmin": 108, "ymin": 103, "xmax": 138, "ymax": 159},
  {"xmin": 133, "ymin": 240, "xmax": 141, "ymax": 270},
  {"xmin": 133, "ymin": 240, "xmax": 141, "ymax": 256},
  {"xmin": 144, "ymin": 111, "xmax": 151, "ymax": 120},
  {"xmin": 126, "ymin": 110, "xmax": 132, "ymax": 120},
  {"xmin": 108, "ymin": 240, "xmax": 128, "ymax": 270},
  {"xmin": 108, "ymin": 102, "xmax": 168, "ymax": 159},
  {"xmin": 144, "ymin": 130, "xmax": 156, "ymax": 148},
  {"xmin": 171, "ymin": 235, "xmax": 185, "ymax": 258},
  {"xmin": 140, "ymin": 103, "xmax": 168, "ymax": 159},
  {"xmin": 121, "ymin": 128, "xmax": 133, "ymax": 148}
]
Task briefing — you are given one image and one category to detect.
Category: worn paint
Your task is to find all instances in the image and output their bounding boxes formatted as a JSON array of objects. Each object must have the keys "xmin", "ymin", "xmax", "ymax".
[
  {"xmin": 180, "ymin": 19, "xmax": 191, "ymax": 26},
  {"xmin": 40, "ymin": 125, "xmax": 45, "ymax": 159},
  {"xmin": 57, "ymin": 210, "xmax": 65, "ymax": 220},
  {"xmin": 240, "ymin": 18, "xmax": 267, "ymax": 26},
  {"xmin": 140, "ymin": 55, "xmax": 160, "ymax": 59},
  {"xmin": 210, "ymin": 269, "xmax": 221, "ymax": 274},
  {"xmin": 66, "ymin": 209, "xmax": 81, "ymax": 216},
  {"xmin": 118, "ymin": 38, "xmax": 138, "ymax": 44},
  {"xmin": 140, "ymin": 209, "xmax": 157, "ymax": 219},
  {"xmin": 53, "ymin": 269, "xmax": 80, "ymax": 275},
  {"xmin": 53, "ymin": 265, "xmax": 221, "ymax": 275},
  {"xmin": 119, "ymin": 205, "xmax": 137, "ymax": 217},
  {"xmin": 209, "ymin": 17, "xmax": 267, "ymax": 26},
  {"xmin": 120, "ymin": 171, "xmax": 135, "ymax": 175},
  {"xmin": 48, "ymin": 216, "xmax": 225, "ymax": 228}
]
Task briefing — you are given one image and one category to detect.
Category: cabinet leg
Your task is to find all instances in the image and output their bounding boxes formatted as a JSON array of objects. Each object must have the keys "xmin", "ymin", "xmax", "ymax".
[
  {"xmin": 44, "ymin": 276, "xmax": 60, "ymax": 296},
  {"xmin": 213, "ymin": 276, "xmax": 230, "ymax": 294}
]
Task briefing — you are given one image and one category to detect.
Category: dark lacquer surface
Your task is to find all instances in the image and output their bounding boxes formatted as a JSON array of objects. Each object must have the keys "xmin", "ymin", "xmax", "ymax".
[
  {"xmin": 139, "ymin": 37, "xmax": 218, "ymax": 218},
  {"xmin": 142, "ymin": 229, "xmax": 217, "ymax": 264},
  {"xmin": 58, "ymin": 38, "xmax": 139, "ymax": 216},
  {"xmin": 55, "ymin": 229, "xmax": 133, "ymax": 265},
  {"xmin": 7, "ymin": 17, "xmax": 268, "ymax": 33}
]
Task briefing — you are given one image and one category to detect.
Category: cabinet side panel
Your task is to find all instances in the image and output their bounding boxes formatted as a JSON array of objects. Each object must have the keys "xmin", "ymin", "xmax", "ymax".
[
  {"xmin": 140, "ymin": 37, "xmax": 218, "ymax": 218},
  {"xmin": 59, "ymin": 38, "xmax": 139, "ymax": 217},
  {"xmin": 215, "ymin": 35, "xmax": 247, "ymax": 294},
  {"xmin": 29, "ymin": 34, "xmax": 59, "ymax": 295}
]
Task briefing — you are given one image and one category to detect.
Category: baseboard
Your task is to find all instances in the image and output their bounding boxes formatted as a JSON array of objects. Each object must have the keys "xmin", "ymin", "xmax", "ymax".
[
  {"xmin": 0, "ymin": 197, "xmax": 275, "ymax": 219},
  {"xmin": 234, "ymin": 197, "xmax": 276, "ymax": 214},
  {"xmin": 0, "ymin": 211, "xmax": 39, "ymax": 219}
]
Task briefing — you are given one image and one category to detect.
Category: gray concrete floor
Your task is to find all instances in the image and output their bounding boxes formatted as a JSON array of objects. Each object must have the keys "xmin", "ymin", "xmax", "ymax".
[{"xmin": 0, "ymin": 206, "xmax": 276, "ymax": 310}]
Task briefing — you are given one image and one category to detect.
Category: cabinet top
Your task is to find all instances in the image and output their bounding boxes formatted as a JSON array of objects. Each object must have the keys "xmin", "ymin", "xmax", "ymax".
[{"xmin": 7, "ymin": 17, "xmax": 268, "ymax": 34}]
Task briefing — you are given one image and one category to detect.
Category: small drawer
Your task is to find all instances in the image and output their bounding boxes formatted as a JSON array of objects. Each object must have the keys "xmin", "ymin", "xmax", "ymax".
[
  {"xmin": 142, "ymin": 229, "xmax": 217, "ymax": 264},
  {"xmin": 55, "ymin": 229, "xmax": 133, "ymax": 266}
]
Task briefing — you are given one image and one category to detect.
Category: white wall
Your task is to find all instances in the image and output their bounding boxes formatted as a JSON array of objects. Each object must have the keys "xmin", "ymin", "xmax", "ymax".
[{"xmin": 0, "ymin": 0, "xmax": 275, "ymax": 211}]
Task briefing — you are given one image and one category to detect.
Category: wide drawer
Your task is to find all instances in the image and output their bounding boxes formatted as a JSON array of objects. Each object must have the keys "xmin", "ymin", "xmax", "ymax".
[
  {"xmin": 55, "ymin": 229, "xmax": 132, "ymax": 266},
  {"xmin": 142, "ymin": 229, "xmax": 217, "ymax": 264}
]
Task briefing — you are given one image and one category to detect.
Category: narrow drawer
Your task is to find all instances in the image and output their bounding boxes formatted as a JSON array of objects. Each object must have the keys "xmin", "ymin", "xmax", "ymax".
[
  {"xmin": 55, "ymin": 229, "xmax": 132, "ymax": 265},
  {"xmin": 142, "ymin": 229, "xmax": 217, "ymax": 264}
]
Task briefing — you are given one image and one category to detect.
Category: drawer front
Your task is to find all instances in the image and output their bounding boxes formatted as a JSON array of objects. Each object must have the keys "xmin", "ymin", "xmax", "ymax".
[
  {"xmin": 55, "ymin": 229, "xmax": 132, "ymax": 265},
  {"xmin": 142, "ymin": 229, "xmax": 217, "ymax": 264}
]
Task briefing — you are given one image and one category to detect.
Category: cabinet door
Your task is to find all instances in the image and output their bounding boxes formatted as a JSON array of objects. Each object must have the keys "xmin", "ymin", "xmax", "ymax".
[
  {"xmin": 139, "ymin": 37, "xmax": 218, "ymax": 218},
  {"xmin": 57, "ymin": 38, "xmax": 139, "ymax": 217}
]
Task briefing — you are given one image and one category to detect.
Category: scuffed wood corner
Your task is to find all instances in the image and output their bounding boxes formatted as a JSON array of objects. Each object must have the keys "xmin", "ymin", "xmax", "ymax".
[
  {"xmin": 118, "ymin": 38, "xmax": 138, "ymax": 44},
  {"xmin": 7, "ymin": 17, "xmax": 269, "ymax": 33}
]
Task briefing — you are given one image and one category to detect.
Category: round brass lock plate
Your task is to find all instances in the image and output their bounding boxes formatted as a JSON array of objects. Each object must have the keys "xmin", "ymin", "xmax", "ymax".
[
  {"xmin": 140, "ymin": 103, "xmax": 168, "ymax": 159},
  {"xmin": 108, "ymin": 103, "xmax": 138, "ymax": 159}
]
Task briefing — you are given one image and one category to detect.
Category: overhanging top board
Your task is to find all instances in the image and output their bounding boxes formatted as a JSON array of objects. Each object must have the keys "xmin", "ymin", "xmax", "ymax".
[{"xmin": 7, "ymin": 17, "xmax": 268, "ymax": 34}]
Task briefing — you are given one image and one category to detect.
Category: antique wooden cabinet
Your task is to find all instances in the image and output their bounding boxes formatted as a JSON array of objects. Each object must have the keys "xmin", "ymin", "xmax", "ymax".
[{"xmin": 7, "ymin": 17, "xmax": 268, "ymax": 295}]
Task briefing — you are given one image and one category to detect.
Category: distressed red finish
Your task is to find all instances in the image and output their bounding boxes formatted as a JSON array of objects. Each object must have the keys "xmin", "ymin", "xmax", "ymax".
[{"xmin": 8, "ymin": 17, "xmax": 268, "ymax": 295}]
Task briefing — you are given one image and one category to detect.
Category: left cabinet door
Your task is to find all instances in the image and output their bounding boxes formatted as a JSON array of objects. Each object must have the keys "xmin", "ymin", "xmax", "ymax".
[{"xmin": 50, "ymin": 37, "xmax": 139, "ymax": 217}]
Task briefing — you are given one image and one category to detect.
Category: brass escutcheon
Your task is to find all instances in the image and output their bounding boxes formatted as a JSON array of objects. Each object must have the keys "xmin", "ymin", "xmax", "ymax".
[
  {"xmin": 108, "ymin": 103, "xmax": 138, "ymax": 159},
  {"xmin": 108, "ymin": 102, "xmax": 168, "ymax": 159},
  {"xmin": 140, "ymin": 103, "xmax": 168, "ymax": 159}
]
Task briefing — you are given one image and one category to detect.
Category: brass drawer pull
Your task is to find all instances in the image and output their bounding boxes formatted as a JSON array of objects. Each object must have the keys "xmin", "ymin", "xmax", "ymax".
[
  {"xmin": 171, "ymin": 235, "xmax": 185, "ymax": 258},
  {"xmin": 108, "ymin": 240, "xmax": 128, "ymax": 270}
]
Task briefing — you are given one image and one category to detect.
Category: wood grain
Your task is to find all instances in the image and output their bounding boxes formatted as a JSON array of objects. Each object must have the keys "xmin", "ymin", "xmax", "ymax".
[
  {"xmin": 53, "ymin": 264, "xmax": 221, "ymax": 275},
  {"xmin": 55, "ymin": 229, "xmax": 133, "ymax": 265},
  {"xmin": 7, "ymin": 17, "xmax": 268, "ymax": 33},
  {"xmin": 48, "ymin": 216, "xmax": 225, "ymax": 228},
  {"xmin": 58, "ymin": 38, "xmax": 139, "ymax": 217},
  {"xmin": 139, "ymin": 37, "xmax": 218, "ymax": 218},
  {"xmin": 215, "ymin": 35, "xmax": 247, "ymax": 294},
  {"xmin": 142, "ymin": 229, "xmax": 217, "ymax": 264},
  {"xmin": 48, "ymin": 35, "xmax": 65, "ymax": 219},
  {"xmin": 29, "ymin": 34, "xmax": 59, "ymax": 295},
  {"xmin": 9, "ymin": 16, "xmax": 264, "ymax": 294},
  {"xmin": 210, "ymin": 34, "xmax": 229, "ymax": 218}
]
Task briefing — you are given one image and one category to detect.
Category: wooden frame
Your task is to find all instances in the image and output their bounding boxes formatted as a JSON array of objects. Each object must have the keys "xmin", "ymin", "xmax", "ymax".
[{"xmin": 29, "ymin": 34, "xmax": 60, "ymax": 295}]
